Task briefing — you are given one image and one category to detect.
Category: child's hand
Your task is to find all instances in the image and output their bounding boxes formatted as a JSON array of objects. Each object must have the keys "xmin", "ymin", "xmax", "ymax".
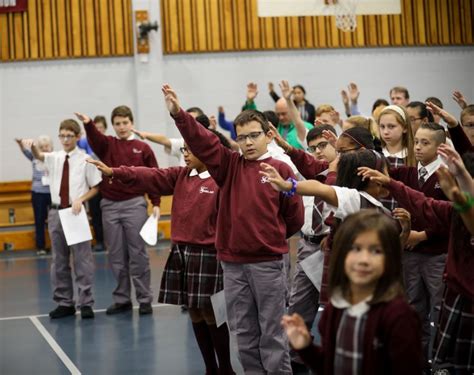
[
  {"xmin": 162, "ymin": 84, "xmax": 181, "ymax": 115},
  {"xmin": 268, "ymin": 82, "xmax": 275, "ymax": 92},
  {"xmin": 87, "ymin": 158, "xmax": 113, "ymax": 177},
  {"xmin": 132, "ymin": 128, "xmax": 147, "ymax": 140},
  {"xmin": 152, "ymin": 206, "xmax": 160, "ymax": 219},
  {"xmin": 348, "ymin": 82, "xmax": 360, "ymax": 104},
  {"xmin": 392, "ymin": 207, "xmax": 411, "ymax": 237},
  {"xmin": 269, "ymin": 124, "xmax": 292, "ymax": 153},
  {"xmin": 436, "ymin": 166, "xmax": 465, "ymax": 204},
  {"xmin": 15, "ymin": 138, "xmax": 23, "ymax": 145},
  {"xmin": 322, "ymin": 130, "xmax": 338, "ymax": 148},
  {"xmin": 452, "ymin": 90, "xmax": 468, "ymax": 109},
  {"xmin": 405, "ymin": 230, "xmax": 426, "ymax": 251},
  {"xmin": 259, "ymin": 163, "xmax": 292, "ymax": 192},
  {"xmin": 357, "ymin": 167, "xmax": 391, "ymax": 186},
  {"xmin": 74, "ymin": 112, "xmax": 91, "ymax": 124},
  {"xmin": 281, "ymin": 313, "xmax": 311, "ymax": 350},
  {"xmin": 425, "ymin": 101, "xmax": 457, "ymax": 128},
  {"xmin": 246, "ymin": 82, "xmax": 258, "ymax": 102},
  {"xmin": 341, "ymin": 90, "xmax": 349, "ymax": 106},
  {"xmin": 438, "ymin": 143, "xmax": 465, "ymax": 177},
  {"xmin": 209, "ymin": 115, "xmax": 217, "ymax": 130},
  {"xmin": 71, "ymin": 199, "xmax": 83, "ymax": 215},
  {"xmin": 21, "ymin": 139, "xmax": 35, "ymax": 148},
  {"xmin": 279, "ymin": 80, "xmax": 293, "ymax": 100},
  {"xmin": 218, "ymin": 106, "xmax": 225, "ymax": 114}
]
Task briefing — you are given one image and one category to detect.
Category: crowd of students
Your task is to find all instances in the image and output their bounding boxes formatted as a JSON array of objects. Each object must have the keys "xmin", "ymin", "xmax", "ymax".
[{"xmin": 13, "ymin": 81, "xmax": 474, "ymax": 375}]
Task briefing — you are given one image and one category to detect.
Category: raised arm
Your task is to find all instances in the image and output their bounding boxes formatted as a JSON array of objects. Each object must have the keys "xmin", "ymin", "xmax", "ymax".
[
  {"xmin": 24, "ymin": 139, "xmax": 45, "ymax": 162},
  {"xmin": 280, "ymin": 80, "xmax": 307, "ymax": 144},
  {"xmin": 15, "ymin": 138, "xmax": 34, "ymax": 161},
  {"xmin": 132, "ymin": 129, "xmax": 172, "ymax": 148},
  {"xmin": 75, "ymin": 112, "xmax": 109, "ymax": 158}
]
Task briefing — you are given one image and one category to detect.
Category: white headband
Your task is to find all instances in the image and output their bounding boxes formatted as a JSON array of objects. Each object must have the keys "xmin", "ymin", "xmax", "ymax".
[{"xmin": 381, "ymin": 105, "xmax": 406, "ymax": 121}]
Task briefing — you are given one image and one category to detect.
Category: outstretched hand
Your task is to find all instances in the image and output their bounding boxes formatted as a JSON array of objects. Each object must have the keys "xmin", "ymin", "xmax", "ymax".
[
  {"xmin": 452, "ymin": 90, "xmax": 468, "ymax": 110},
  {"xmin": 436, "ymin": 166, "xmax": 466, "ymax": 204},
  {"xmin": 279, "ymin": 80, "xmax": 293, "ymax": 101},
  {"xmin": 74, "ymin": 112, "xmax": 91, "ymax": 124},
  {"xmin": 269, "ymin": 124, "xmax": 292, "ymax": 153},
  {"xmin": 348, "ymin": 82, "xmax": 360, "ymax": 103},
  {"xmin": 162, "ymin": 84, "xmax": 181, "ymax": 115},
  {"xmin": 132, "ymin": 128, "xmax": 147, "ymax": 140},
  {"xmin": 259, "ymin": 162, "xmax": 292, "ymax": 192},
  {"xmin": 392, "ymin": 207, "xmax": 411, "ymax": 246},
  {"xmin": 246, "ymin": 82, "xmax": 258, "ymax": 102},
  {"xmin": 425, "ymin": 101, "xmax": 457, "ymax": 128},
  {"xmin": 438, "ymin": 143, "xmax": 465, "ymax": 177},
  {"xmin": 322, "ymin": 130, "xmax": 338, "ymax": 147},
  {"xmin": 87, "ymin": 158, "xmax": 113, "ymax": 177},
  {"xmin": 357, "ymin": 167, "xmax": 391, "ymax": 186},
  {"xmin": 281, "ymin": 314, "xmax": 312, "ymax": 350}
]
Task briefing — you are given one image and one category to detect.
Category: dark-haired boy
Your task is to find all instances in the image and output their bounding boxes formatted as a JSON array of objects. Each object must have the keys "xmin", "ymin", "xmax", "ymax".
[
  {"xmin": 29, "ymin": 119, "xmax": 102, "ymax": 319},
  {"xmin": 75, "ymin": 106, "xmax": 160, "ymax": 315},
  {"xmin": 162, "ymin": 84, "xmax": 304, "ymax": 374},
  {"xmin": 389, "ymin": 122, "xmax": 449, "ymax": 369}
]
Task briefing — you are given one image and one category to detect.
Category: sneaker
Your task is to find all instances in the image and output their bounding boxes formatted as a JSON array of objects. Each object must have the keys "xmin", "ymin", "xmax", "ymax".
[
  {"xmin": 138, "ymin": 303, "xmax": 153, "ymax": 315},
  {"xmin": 49, "ymin": 305, "xmax": 76, "ymax": 319},
  {"xmin": 105, "ymin": 302, "xmax": 133, "ymax": 315},
  {"xmin": 80, "ymin": 306, "xmax": 95, "ymax": 319},
  {"xmin": 36, "ymin": 249, "xmax": 47, "ymax": 256}
]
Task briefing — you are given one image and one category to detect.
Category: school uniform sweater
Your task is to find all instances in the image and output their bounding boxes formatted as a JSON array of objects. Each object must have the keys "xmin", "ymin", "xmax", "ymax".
[
  {"xmin": 286, "ymin": 147, "xmax": 329, "ymax": 180},
  {"xmin": 84, "ymin": 120, "xmax": 160, "ymax": 206},
  {"xmin": 172, "ymin": 109, "xmax": 304, "ymax": 263},
  {"xmin": 390, "ymin": 166, "xmax": 448, "ymax": 255},
  {"xmin": 388, "ymin": 179, "xmax": 474, "ymax": 299},
  {"xmin": 448, "ymin": 123, "xmax": 474, "ymax": 155},
  {"xmin": 296, "ymin": 296, "xmax": 423, "ymax": 375},
  {"xmin": 112, "ymin": 166, "xmax": 218, "ymax": 247}
]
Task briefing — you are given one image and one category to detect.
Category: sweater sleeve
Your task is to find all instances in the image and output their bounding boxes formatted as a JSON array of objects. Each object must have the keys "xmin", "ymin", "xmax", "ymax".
[
  {"xmin": 218, "ymin": 112, "xmax": 233, "ymax": 132},
  {"xmin": 112, "ymin": 166, "xmax": 181, "ymax": 196},
  {"xmin": 295, "ymin": 344, "xmax": 325, "ymax": 373},
  {"xmin": 448, "ymin": 124, "xmax": 474, "ymax": 156},
  {"xmin": 270, "ymin": 91, "xmax": 280, "ymax": 102},
  {"xmin": 84, "ymin": 120, "xmax": 109, "ymax": 159},
  {"xmin": 388, "ymin": 179, "xmax": 452, "ymax": 234},
  {"xmin": 287, "ymin": 147, "xmax": 328, "ymax": 179},
  {"xmin": 173, "ymin": 109, "xmax": 233, "ymax": 186},
  {"xmin": 141, "ymin": 144, "xmax": 161, "ymax": 206},
  {"xmin": 22, "ymin": 149, "xmax": 34, "ymax": 161}
]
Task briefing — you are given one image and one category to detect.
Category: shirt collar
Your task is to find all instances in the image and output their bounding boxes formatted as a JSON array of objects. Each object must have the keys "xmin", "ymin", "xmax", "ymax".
[
  {"xmin": 115, "ymin": 133, "xmax": 135, "ymax": 141},
  {"xmin": 189, "ymin": 169, "xmax": 211, "ymax": 179},
  {"xmin": 418, "ymin": 156, "xmax": 442, "ymax": 179},
  {"xmin": 382, "ymin": 147, "xmax": 407, "ymax": 159},
  {"xmin": 60, "ymin": 147, "xmax": 80, "ymax": 158},
  {"xmin": 331, "ymin": 289, "xmax": 371, "ymax": 317},
  {"xmin": 257, "ymin": 151, "xmax": 272, "ymax": 161}
]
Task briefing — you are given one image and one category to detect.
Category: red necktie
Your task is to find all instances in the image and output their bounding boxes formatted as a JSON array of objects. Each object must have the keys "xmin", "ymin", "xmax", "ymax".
[{"xmin": 59, "ymin": 155, "xmax": 70, "ymax": 208}]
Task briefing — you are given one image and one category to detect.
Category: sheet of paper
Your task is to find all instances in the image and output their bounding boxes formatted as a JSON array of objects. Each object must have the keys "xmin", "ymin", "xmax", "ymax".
[
  {"xmin": 300, "ymin": 250, "xmax": 325, "ymax": 292},
  {"xmin": 58, "ymin": 206, "xmax": 92, "ymax": 246},
  {"xmin": 140, "ymin": 214, "xmax": 158, "ymax": 246},
  {"xmin": 211, "ymin": 290, "xmax": 227, "ymax": 328}
]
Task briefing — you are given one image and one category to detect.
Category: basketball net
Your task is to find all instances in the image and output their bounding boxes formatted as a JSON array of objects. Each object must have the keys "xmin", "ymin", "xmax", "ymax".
[{"xmin": 324, "ymin": 0, "xmax": 357, "ymax": 32}]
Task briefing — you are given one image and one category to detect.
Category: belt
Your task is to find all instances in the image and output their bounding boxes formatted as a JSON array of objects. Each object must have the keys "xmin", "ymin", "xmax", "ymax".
[
  {"xmin": 303, "ymin": 234, "xmax": 326, "ymax": 245},
  {"xmin": 49, "ymin": 204, "xmax": 70, "ymax": 210}
]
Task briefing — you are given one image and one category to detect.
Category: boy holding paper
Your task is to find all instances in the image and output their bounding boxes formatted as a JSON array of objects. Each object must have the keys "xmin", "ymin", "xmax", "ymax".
[{"xmin": 29, "ymin": 119, "xmax": 102, "ymax": 319}]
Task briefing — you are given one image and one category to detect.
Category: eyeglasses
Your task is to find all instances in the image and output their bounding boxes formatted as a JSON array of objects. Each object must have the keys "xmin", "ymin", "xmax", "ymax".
[
  {"xmin": 179, "ymin": 147, "xmax": 190, "ymax": 154},
  {"xmin": 307, "ymin": 141, "xmax": 329, "ymax": 153},
  {"xmin": 58, "ymin": 135, "xmax": 75, "ymax": 141},
  {"xmin": 235, "ymin": 131, "xmax": 264, "ymax": 144}
]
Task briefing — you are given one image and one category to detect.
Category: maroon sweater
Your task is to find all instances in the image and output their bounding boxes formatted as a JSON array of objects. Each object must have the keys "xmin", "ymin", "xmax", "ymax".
[
  {"xmin": 172, "ymin": 109, "xmax": 304, "ymax": 263},
  {"xmin": 297, "ymin": 296, "xmax": 423, "ymax": 375},
  {"xmin": 287, "ymin": 147, "xmax": 329, "ymax": 180},
  {"xmin": 388, "ymin": 179, "xmax": 474, "ymax": 299},
  {"xmin": 112, "ymin": 166, "xmax": 218, "ymax": 247},
  {"xmin": 84, "ymin": 120, "xmax": 160, "ymax": 205},
  {"xmin": 448, "ymin": 124, "xmax": 474, "ymax": 155},
  {"xmin": 390, "ymin": 166, "xmax": 448, "ymax": 255}
]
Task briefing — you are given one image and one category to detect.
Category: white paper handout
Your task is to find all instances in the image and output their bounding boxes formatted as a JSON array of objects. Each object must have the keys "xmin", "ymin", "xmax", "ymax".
[
  {"xmin": 58, "ymin": 206, "xmax": 92, "ymax": 246},
  {"xmin": 211, "ymin": 290, "xmax": 228, "ymax": 328},
  {"xmin": 140, "ymin": 214, "xmax": 158, "ymax": 246},
  {"xmin": 300, "ymin": 250, "xmax": 325, "ymax": 292}
]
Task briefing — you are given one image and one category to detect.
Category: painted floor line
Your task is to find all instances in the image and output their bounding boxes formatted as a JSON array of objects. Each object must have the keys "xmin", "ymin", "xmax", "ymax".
[
  {"xmin": 29, "ymin": 316, "xmax": 82, "ymax": 375},
  {"xmin": 0, "ymin": 303, "xmax": 173, "ymax": 321}
]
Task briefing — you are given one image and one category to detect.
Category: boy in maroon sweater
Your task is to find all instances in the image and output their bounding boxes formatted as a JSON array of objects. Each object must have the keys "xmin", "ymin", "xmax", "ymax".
[
  {"xmin": 75, "ymin": 107, "xmax": 160, "ymax": 315},
  {"xmin": 389, "ymin": 122, "xmax": 449, "ymax": 367},
  {"xmin": 162, "ymin": 84, "xmax": 304, "ymax": 374}
]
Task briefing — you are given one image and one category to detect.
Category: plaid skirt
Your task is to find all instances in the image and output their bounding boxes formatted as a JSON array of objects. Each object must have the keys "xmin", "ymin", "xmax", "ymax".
[
  {"xmin": 158, "ymin": 243, "xmax": 223, "ymax": 309},
  {"xmin": 432, "ymin": 286, "xmax": 474, "ymax": 373}
]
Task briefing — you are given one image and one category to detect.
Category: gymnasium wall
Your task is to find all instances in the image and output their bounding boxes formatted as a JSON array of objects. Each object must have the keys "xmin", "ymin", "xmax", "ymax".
[{"xmin": 0, "ymin": 0, "xmax": 473, "ymax": 181}]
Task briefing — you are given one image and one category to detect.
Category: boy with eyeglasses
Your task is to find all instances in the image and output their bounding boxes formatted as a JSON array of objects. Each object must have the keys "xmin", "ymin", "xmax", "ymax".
[
  {"xmin": 27, "ymin": 119, "xmax": 102, "ymax": 319},
  {"xmin": 75, "ymin": 106, "xmax": 160, "ymax": 316},
  {"xmin": 162, "ymin": 84, "xmax": 304, "ymax": 374}
]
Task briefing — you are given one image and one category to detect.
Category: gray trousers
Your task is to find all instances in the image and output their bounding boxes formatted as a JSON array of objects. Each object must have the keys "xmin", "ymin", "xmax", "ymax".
[
  {"xmin": 48, "ymin": 209, "xmax": 94, "ymax": 307},
  {"xmin": 221, "ymin": 260, "xmax": 292, "ymax": 375},
  {"xmin": 288, "ymin": 238, "xmax": 321, "ymax": 363},
  {"xmin": 101, "ymin": 196, "xmax": 152, "ymax": 304},
  {"xmin": 402, "ymin": 251, "xmax": 446, "ymax": 360}
]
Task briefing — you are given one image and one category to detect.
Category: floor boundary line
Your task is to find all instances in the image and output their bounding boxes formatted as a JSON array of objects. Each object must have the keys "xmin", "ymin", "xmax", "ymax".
[{"xmin": 29, "ymin": 316, "xmax": 81, "ymax": 375}]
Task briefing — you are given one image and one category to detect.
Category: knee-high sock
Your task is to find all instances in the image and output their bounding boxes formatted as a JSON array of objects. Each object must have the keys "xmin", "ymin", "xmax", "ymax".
[
  {"xmin": 192, "ymin": 321, "xmax": 219, "ymax": 375},
  {"xmin": 208, "ymin": 323, "xmax": 235, "ymax": 375}
]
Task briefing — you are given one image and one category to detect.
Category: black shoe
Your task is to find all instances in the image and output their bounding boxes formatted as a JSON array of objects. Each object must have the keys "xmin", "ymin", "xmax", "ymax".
[
  {"xmin": 106, "ymin": 302, "xmax": 133, "ymax": 315},
  {"xmin": 49, "ymin": 305, "xmax": 76, "ymax": 319},
  {"xmin": 180, "ymin": 305, "xmax": 188, "ymax": 312},
  {"xmin": 80, "ymin": 306, "xmax": 95, "ymax": 319},
  {"xmin": 291, "ymin": 361, "xmax": 310, "ymax": 374},
  {"xmin": 138, "ymin": 303, "xmax": 153, "ymax": 315}
]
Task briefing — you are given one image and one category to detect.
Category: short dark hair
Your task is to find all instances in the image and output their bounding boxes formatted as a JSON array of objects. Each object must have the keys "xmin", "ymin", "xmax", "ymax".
[
  {"xmin": 426, "ymin": 97, "xmax": 443, "ymax": 109},
  {"xmin": 307, "ymin": 124, "xmax": 336, "ymax": 143},
  {"xmin": 93, "ymin": 115, "xmax": 108, "ymax": 129},
  {"xmin": 407, "ymin": 101, "xmax": 434, "ymax": 122},
  {"xmin": 209, "ymin": 129, "xmax": 232, "ymax": 149},
  {"xmin": 59, "ymin": 119, "xmax": 81, "ymax": 135},
  {"xmin": 329, "ymin": 210, "xmax": 404, "ymax": 304},
  {"xmin": 186, "ymin": 107, "xmax": 204, "ymax": 117},
  {"xmin": 293, "ymin": 84, "xmax": 306, "ymax": 95},
  {"xmin": 372, "ymin": 99, "xmax": 389, "ymax": 113},
  {"xmin": 341, "ymin": 127, "xmax": 376, "ymax": 150},
  {"xmin": 461, "ymin": 104, "xmax": 474, "ymax": 125},
  {"xmin": 390, "ymin": 86, "xmax": 410, "ymax": 100},
  {"xmin": 195, "ymin": 114, "xmax": 210, "ymax": 129},
  {"xmin": 418, "ymin": 122, "xmax": 446, "ymax": 144},
  {"xmin": 263, "ymin": 110, "xmax": 279, "ymax": 128},
  {"xmin": 233, "ymin": 110, "xmax": 270, "ymax": 133},
  {"xmin": 111, "ymin": 105, "xmax": 133, "ymax": 124}
]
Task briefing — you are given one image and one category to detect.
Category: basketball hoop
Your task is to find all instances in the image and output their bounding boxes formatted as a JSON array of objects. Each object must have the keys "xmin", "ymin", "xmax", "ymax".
[{"xmin": 324, "ymin": 0, "xmax": 357, "ymax": 32}]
